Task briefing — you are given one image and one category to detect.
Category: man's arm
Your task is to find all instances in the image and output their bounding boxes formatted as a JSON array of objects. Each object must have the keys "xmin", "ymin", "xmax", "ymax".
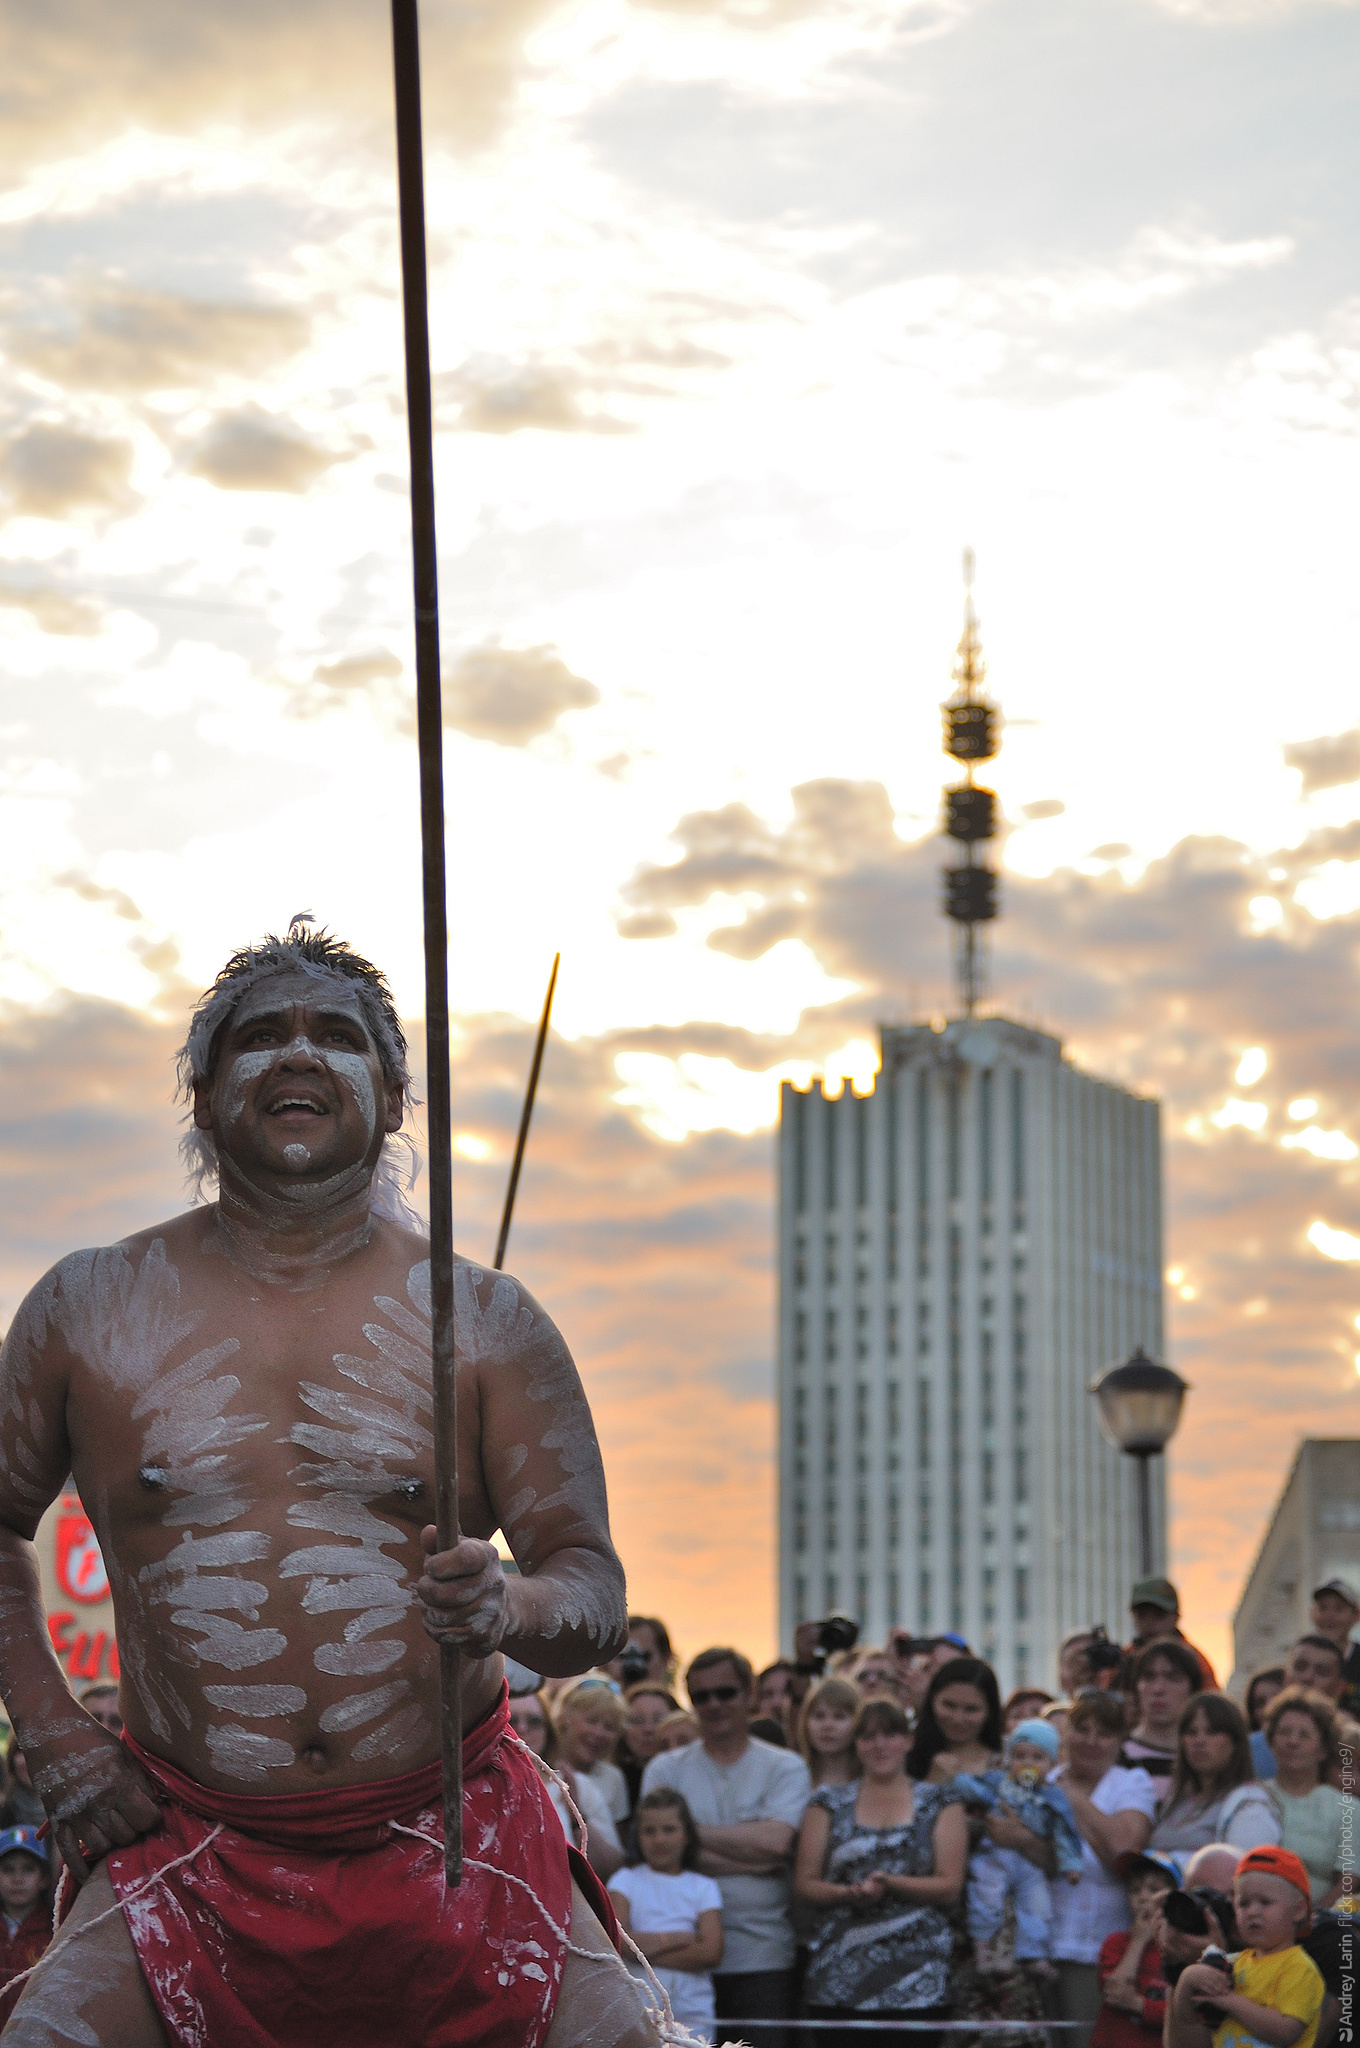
[
  {"xmin": 0, "ymin": 1272, "xmax": 162, "ymax": 1882},
  {"xmin": 415, "ymin": 1268, "xmax": 626, "ymax": 1671},
  {"xmin": 696, "ymin": 1818, "xmax": 796, "ymax": 1876}
]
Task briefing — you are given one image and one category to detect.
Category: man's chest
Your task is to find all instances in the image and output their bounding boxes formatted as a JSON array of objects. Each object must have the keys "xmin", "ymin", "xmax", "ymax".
[
  {"xmin": 675, "ymin": 1758, "xmax": 771, "ymax": 1826},
  {"xmin": 59, "ymin": 1241, "xmax": 491, "ymax": 1541}
]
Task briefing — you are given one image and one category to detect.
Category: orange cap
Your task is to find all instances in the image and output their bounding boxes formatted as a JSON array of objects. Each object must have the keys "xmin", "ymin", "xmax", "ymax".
[{"xmin": 1235, "ymin": 1846, "xmax": 1313, "ymax": 1922}]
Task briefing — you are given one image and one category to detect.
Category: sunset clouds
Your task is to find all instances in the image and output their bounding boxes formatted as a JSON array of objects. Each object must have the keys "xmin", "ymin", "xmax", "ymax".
[{"xmin": 0, "ymin": 0, "xmax": 1357, "ymax": 1673}]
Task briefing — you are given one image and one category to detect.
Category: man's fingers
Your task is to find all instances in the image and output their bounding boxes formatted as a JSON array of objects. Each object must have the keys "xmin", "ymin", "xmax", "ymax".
[
  {"xmin": 118, "ymin": 1785, "xmax": 164, "ymax": 1834},
  {"xmin": 55, "ymin": 1824, "xmax": 90, "ymax": 1886},
  {"xmin": 420, "ymin": 1536, "xmax": 498, "ymax": 1582},
  {"xmin": 99, "ymin": 1808, "xmax": 140, "ymax": 1849},
  {"xmin": 80, "ymin": 1819, "xmax": 113, "ymax": 1862}
]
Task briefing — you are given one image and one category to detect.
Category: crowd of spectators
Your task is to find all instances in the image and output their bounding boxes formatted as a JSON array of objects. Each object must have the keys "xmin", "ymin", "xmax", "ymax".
[
  {"xmin": 515, "ymin": 1577, "xmax": 1357, "ymax": 2047},
  {"xmin": 0, "ymin": 1588, "xmax": 1353, "ymax": 2044}
]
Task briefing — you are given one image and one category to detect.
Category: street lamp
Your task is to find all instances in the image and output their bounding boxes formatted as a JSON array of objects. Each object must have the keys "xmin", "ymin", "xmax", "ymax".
[{"xmin": 1089, "ymin": 1347, "xmax": 1189, "ymax": 1578}]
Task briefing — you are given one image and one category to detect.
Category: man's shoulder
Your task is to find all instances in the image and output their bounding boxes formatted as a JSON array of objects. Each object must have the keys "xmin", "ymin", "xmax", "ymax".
[
  {"xmin": 642, "ymin": 1745, "xmax": 702, "ymax": 1790},
  {"xmin": 451, "ymin": 1257, "xmax": 567, "ymax": 1367},
  {"xmin": 750, "ymin": 1738, "xmax": 810, "ymax": 1788},
  {"xmin": 3, "ymin": 1219, "xmax": 198, "ymax": 1369}
]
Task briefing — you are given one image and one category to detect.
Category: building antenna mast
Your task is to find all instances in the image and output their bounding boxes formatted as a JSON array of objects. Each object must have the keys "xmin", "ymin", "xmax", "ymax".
[{"xmin": 941, "ymin": 549, "xmax": 1000, "ymax": 1017}]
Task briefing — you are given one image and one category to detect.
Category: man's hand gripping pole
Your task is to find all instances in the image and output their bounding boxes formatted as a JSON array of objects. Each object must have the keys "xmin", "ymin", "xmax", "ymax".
[{"xmin": 390, "ymin": 0, "xmax": 462, "ymax": 1887}]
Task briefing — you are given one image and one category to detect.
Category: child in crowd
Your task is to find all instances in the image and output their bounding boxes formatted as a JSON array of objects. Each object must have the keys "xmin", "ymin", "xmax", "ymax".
[
  {"xmin": 655, "ymin": 1710, "xmax": 700, "ymax": 1753},
  {"xmin": 0, "ymin": 1825, "xmax": 51, "ymax": 2026},
  {"xmin": 952, "ymin": 1717, "xmax": 1085, "ymax": 1974},
  {"xmin": 1169, "ymin": 1846, "xmax": 1325, "ymax": 2048},
  {"xmin": 1091, "ymin": 1850, "xmax": 1177, "ymax": 2048},
  {"xmin": 609, "ymin": 1789, "xmax": 724, "ymax": 2044}
]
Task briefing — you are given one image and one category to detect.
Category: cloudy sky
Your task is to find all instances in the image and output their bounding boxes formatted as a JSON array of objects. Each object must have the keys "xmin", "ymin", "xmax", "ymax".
[{"xmin": 1, "ymin": 0, "xmax": 1358, "ymax": 1674}]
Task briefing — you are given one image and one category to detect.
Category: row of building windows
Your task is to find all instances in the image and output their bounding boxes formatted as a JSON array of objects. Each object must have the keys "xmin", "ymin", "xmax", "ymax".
[{"xmin": 786, "ymin": 1065, "xmax": 1027, "ymax": 1216}]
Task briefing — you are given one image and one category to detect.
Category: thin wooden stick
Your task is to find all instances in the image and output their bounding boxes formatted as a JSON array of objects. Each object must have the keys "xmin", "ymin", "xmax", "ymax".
[
  {"xmin": 493, "ymin": 955, "xmax": 560, "ymax": 1272},
  {"xmin": 389, "ymin": 0, "xmax": 461, "ymax": 1887}
]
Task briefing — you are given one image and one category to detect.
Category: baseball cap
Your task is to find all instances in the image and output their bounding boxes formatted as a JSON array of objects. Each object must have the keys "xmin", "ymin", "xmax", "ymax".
[
  {"xmin": 1235, "ymin": 1845, "xmax": 1313, "ymax": 1922},
  {"xmin": 1312, "ymin": 1576, "xmax": 1360, "ymax": 1608},
  {"xmin": 0, "ymin": 1826, "xmax": 45, "ymax": 1866},
  {"xmin": 1130, "ymin": 1577, "xmax": 1179, "ymax": 1614},
  {"xmin": 1116, "ymin": 1847, "xmax": 1182, "ymax": 1885}
]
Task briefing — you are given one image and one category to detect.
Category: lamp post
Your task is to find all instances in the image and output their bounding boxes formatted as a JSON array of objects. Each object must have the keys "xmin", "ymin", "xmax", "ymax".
[{"xmin": 1089, "ymin": 1347, "xmax": 1189, "ymax": 1578}]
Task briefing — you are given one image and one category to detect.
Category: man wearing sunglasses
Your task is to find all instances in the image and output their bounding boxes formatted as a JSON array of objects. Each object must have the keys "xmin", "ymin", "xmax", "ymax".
[{"xmin": 639, "ymin": 1647, "xmax": 811, "ymax": 2046}]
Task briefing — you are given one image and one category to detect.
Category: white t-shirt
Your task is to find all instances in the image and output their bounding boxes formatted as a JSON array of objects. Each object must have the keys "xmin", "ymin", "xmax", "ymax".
[
  {"xmin": 546, "ymin": 1768, "xmax": 622, "ymax": 1859},
  {"xmin": 610, "ymin": 1865, "xmax": 724, "ymax": 2036},
  {"xmin": 584, "ymin": 1757, "xmax": 631, "ymax": 1826},
  {"xmin": 640, "ymin": 1739, "xmax": 811, "ymax": 1975},
  {"xmin": 1048, "ymin": 1763, "xmax": 1159, "ymax": 1964}
]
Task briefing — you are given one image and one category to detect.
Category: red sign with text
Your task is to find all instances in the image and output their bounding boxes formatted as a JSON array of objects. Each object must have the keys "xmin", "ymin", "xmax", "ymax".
[{"xmin": 55, "ymin": 1499, "xmax": 109, "ymax": 1604}]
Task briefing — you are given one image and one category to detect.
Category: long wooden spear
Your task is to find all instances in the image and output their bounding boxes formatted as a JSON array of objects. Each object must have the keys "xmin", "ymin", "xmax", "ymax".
[
  {"xmin": 493, "ymin": 954, "xmax": 560, "ymax": 1272},
  {"xmin": 389, "ymin": 0, "xmax": 462, "ymax": 1885}
]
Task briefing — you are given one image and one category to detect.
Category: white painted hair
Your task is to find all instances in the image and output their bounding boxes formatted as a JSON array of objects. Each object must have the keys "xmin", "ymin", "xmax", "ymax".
[{"xmin": 176, "ymin": 916, "xmax": 423, "ymax": 1229}]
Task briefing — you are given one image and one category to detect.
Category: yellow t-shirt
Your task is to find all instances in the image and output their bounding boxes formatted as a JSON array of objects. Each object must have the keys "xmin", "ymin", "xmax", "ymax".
[{"xmin": 1213, "ymin": 1946, "xmax": 1325, "ymax": 2048}]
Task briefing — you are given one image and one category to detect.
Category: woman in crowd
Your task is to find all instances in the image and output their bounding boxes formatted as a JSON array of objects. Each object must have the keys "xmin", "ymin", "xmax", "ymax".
[
  {"xmin": 1049, "ymin": 1690, "xmax": 1160, "ymax": 2048},
  {"xmin": 1004, "ymin": 1688, "xmax": 1056, "ymax": 1737},
  {"xmin": 1245, "ymin": 1666, "xmax": 1287, "ymax": 1733},
  {"xmin": 792, "ymin": 1676, "xmax": 863, "ymax": 1977},
  {"xmin": 1149, "ymin": 1693, "xmax": 1278, "ymax": 1856},
  {"xmin": 909, "ymin": 1659, "xmax": 1056, "ymax": 2036},
  {"xmin": 553, "ymin": 1677, "xmax": 631, "ymax": 1828},
  {"xmin": 756, "ymin": 1660, "xmax": 799, "ymax": 1732},
  {"xmin": 617, "ymin": 1683, "xmax": 681, "ymax": 1812},
  {"xmin": 907, "ymin": 1657, "xmax": 1004, "ymax": 1784},
  {"xmin": 1122, "ymin": 1641, "xmax": 1204, "ymax": 1783},
  {"xmin": 795, "ymin": 1697, "xmax": 968, "ymax": 2047},
  {"xmin": 1264, "ymin": 1687, "xmax": 1354, "ymax": 1906},
  {"xmin": 508, "ymin": 1690, "xmax": 625, "ymax": 1879},
  {"xmin": 797, "ymin": 1676, "xmax": 862, "ymax": 1790}
]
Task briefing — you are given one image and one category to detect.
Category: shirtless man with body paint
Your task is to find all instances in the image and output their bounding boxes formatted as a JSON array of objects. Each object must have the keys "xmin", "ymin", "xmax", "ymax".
[{"xmin": 0, "ymin": 928, "xmax": 655, "ymax": 2047}]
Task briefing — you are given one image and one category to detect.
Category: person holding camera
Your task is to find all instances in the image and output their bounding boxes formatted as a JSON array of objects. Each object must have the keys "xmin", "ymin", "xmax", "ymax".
[
  {"xmin": 1167, "ymin": 1847, "xmax": 1324, "ymax": 2048},
  {"xmin": 1158, "ymin": 1843, "xmax": 1241, "ymax": 1982},
  {"xmin": 608, "ymin": 1617, "xmax": 677, "ymax": 1692}
]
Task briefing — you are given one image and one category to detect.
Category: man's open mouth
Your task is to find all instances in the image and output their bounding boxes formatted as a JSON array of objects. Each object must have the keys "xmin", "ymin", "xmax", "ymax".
[{"xmin": 266, "ymin": 1097, "xmax": 329, "ymax": 1116}]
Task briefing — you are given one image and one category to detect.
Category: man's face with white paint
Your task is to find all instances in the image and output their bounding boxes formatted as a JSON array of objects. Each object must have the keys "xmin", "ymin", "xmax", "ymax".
[{"xmin": 192, "ymin": 970, "xmax": 404, "ymax": 1191}]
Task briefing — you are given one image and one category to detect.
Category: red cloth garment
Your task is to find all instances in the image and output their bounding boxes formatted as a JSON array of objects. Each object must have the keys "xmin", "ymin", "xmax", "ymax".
[
  {"xmin": 101, "ymin": 1687, "xmax": 596, "ymax": 2048},
  {"xmin": 1090, "ymin": 1930, "xmax": 1169, "ymax": 2048},
  {"xmin": 0, "ymin": 1902, "xmax": 51, "ymax": 2027}
]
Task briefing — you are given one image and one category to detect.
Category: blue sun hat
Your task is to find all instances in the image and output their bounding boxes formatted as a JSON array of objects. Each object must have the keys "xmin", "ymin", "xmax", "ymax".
[
  {"xmin": 1005, "ymin": 1718, "xmax": 1060, "ymax": 1760},
  {"xmin": 0, "ymin": 1825, "xmax": 46, "ymax": 1866}
]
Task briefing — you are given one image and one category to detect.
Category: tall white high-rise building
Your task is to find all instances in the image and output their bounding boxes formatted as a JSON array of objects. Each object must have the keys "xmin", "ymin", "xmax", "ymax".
[{"xmin": 776, "ymin": 1015, "xmax": 1165, "ymax": 1690}]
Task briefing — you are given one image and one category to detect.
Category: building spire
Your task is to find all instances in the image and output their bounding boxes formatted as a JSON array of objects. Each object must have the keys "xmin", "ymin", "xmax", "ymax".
[{"xmin": 941, "ymin": 548, "xmax": 1000, "ymax": 1017}]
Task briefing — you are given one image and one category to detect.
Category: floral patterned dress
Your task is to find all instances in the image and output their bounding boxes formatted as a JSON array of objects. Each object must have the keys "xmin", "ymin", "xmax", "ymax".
[{"xmin": 803, "ymin": 1779, "xmax": 956, "ymax": 2013}]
